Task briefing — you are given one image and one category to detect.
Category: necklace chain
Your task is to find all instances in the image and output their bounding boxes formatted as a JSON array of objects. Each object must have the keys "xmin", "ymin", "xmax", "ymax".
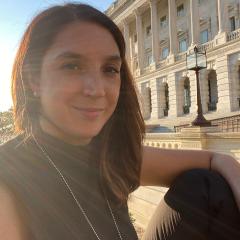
[{"xmin": 32, "ymin": 135, "xmax": 123, "ymax": 240}]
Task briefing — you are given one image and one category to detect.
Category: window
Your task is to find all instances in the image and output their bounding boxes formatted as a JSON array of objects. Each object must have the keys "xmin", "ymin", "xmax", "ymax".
[
  {"xmin": 238, "ymin": 66, "xmax": 240, "ymax": 107},
  {"xmin": 183, "ymin": 78, "xmax": 191, "ymax": 108},
  {"xmin": 147, "ymin": 54, "xmax": 153, "ymax": 65},
  {"xmin": 146, "ymin": 25, "xmax": 151, "ymax": 36},
  {"xmin": 164, "ymin": 84, "xmax": 169, "ymax": 116},
  {"xmin": 162, "ymin": 47, "xmax": 169, "ymax": 59},
  {"xmin": 230, "ymin": 16, "xmax": 236, "ymax": 32},
  {"xmin": 160, "ymin": 16, "xmax": 167, "ymax": 28},
  {"xmin": 177, "ymin": 4, "xmax": 184, "ymax": 17},
  {"xmin": 134, "ymin": 34, "xmax": 137, "ymax": 42},
  {"xmin": 200, "ymin": 29, "xmax": 208, "ymax": 44},
  {"xmin": 179, "ymin": 39, "xmax": 187, "ymax": 52}
]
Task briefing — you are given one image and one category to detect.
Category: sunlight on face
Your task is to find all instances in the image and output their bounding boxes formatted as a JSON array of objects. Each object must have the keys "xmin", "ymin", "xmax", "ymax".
[{"xmin": 32, "ymin": 21, "xmax": 122, "ymax": 145}]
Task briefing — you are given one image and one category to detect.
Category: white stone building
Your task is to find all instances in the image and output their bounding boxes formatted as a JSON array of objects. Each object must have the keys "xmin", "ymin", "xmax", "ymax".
[{"xmin": 106, "ymin": 0, "xmax": 240, "ymax": 128}]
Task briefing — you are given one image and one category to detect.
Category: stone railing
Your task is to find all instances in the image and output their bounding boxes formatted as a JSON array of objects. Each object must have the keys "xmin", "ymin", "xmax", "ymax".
[
  {"xmin": 144, "ymin": 127, "xmax": 240, "ymax": 159},
  {"xmin": 141, "ymin": 66, "xmax": 151, "ymax": 75},
  {"xmin": 175, "ymin": 51, "xmax": 187, "ymax": 62},
  {"xmin": 174, "ymin": 114, "xmax": 240, "ymax": 133},
  {"xmin": 141, "ymin": 62, "xmax": 157, "ymax": 75},
  {"xmin": 227, "ymin": 28, "xmax": 240, "ymax": 42},
  {"xmin": 170, "ymin": 39, "xmax": 216, "ymax": 63},
  {"xmin": 212, "ymin": 115, "xmax": 240, "ymax": 132},
  {"xmin": 157, "ymin": 59, "xmax": 167, "ymax": 68},
  {"xmin": 198, "ymin": 40, "xmax": 215, "ymax": 52}
]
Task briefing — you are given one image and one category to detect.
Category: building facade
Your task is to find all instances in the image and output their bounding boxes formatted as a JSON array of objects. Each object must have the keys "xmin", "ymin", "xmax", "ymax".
[{"xmin": 106, "ymin": 0, "xmax": 240, "ymax": 127}]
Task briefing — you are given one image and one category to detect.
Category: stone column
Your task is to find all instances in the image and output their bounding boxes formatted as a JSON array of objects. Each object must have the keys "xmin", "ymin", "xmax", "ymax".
[
  {"xmin": 129, "ymin": 35, "xmax": 135, "ymax": 72},
  {"xmin": 141, "ymin": 82, "xmax": 151, "ymax": 119},
  {"xmin": 215, "ymin": 0, "xmax": 228, "ymax": 44},
  {"xmin": 215, "ymin": 54, "xmax": 231, "ymax": 112},
  {"xmin": 168, "ymin": 0, "xmax": 178, "ymax": 63},
  {"xmin": 123, "ymin": 20, "xmax": 131, "ymax": 66},
  {"xmin": 149, "ymin": 0, "xmax": 159, "ymax": 65},
  {"xmin": 168, "ymin": 72, "xmax": 178, "ymax": 117},
  {"xmin": 190, "ymin": 0, "xmax": 200, "ymax": 46},
  {"xmin": 135, "ymin": 10, "xmax": 144, "ymax": 73},
  {"xmin": 237, "ymin": 1, "xmax": 240, "ymax": 29},
  {"xmin": 217, "ymin": 0, "xmax": 227, "ymax": 33}
]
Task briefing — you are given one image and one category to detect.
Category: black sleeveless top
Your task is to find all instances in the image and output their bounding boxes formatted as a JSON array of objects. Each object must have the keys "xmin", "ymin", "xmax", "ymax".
[{"xmin": 0, "ymin": 129, "xmax": 138, "ymax": 240}]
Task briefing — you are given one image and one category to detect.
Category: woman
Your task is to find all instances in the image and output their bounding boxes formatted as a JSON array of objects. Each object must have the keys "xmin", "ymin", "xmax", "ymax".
[{"xmin": 0, "ymin": 3, "xmax": 239, "ymax": 240}]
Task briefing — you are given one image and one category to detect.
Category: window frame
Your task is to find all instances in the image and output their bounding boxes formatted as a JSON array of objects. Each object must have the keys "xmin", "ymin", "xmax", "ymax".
[
  {"xmin": 146, "ymin": 25, "xmax": 152, "ymax": 37},
  {"xmin": 147, "ymin": 54, "xmax": 154, "ymax": 66},
  {"xmin": 177, "ymin": 4, "xmax": 185, "ymax": 17},
  {"xmin": 134, "ymin": 34, "xmax": 137, "ymax": 42},
  {"xmin": 160, "ymin": 15, "xmax": 167, "ymax": 28},
  {"xmin": 229, "ymin": 16, "xmax": 236, "ymax": 32},
  {"xmin": 179, "ymin": 38, "xmax": 188, "ymax": 53},
  {"xmin": 200, "ymin": 29, "xmax": 209, "ymax": 44},
  {"xmin": 162, "ymin": 47, "xmax": 169, "ymax": 59}
]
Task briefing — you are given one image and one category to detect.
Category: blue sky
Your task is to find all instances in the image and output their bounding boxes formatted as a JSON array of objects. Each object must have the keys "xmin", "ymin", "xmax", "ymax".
[{"xmin": 0, "ymin": 0, "xmax": 114, "ymax": 112}]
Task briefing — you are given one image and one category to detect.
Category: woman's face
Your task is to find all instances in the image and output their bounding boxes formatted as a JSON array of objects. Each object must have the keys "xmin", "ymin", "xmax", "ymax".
[{"xmin": 33, "ymin": 21, "xmax": 122, "ymax": 145}]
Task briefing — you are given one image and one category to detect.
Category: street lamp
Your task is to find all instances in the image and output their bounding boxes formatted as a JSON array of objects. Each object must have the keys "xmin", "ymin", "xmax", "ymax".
[{"xmin": 186, "ymin": 46, "xmax": 211, "ymax": 126}]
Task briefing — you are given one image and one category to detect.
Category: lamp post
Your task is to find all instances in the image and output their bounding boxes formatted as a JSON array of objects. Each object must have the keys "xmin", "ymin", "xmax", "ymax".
[{"xmin": 186, "ymin": 46, "xmax": 211, "ymax": 126}]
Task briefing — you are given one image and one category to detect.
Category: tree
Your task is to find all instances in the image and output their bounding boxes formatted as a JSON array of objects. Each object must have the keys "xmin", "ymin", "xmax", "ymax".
[{"xmin": 0, "ymin": 108, "xmax": 14, "ymax": 143}]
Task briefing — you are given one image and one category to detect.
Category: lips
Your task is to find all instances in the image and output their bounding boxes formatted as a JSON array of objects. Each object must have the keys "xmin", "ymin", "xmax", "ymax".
[{"xmin": 72, "ymin": 106, "xmax": 104, "ymax": 119}]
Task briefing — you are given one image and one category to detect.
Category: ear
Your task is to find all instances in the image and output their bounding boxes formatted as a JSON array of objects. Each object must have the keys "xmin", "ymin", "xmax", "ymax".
[{"xmin": 28, "ymin": 75, "xmax": 40, "ymax": 97}]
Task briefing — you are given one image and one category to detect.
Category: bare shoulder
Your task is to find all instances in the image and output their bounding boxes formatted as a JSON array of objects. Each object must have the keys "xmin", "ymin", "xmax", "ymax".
[{"xmin": 0, "ymin": 184, "xmax": 25, "ymax": 240}]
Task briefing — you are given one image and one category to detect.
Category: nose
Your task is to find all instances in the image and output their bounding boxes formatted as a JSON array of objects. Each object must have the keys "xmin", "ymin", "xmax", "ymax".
[{"xmin": 82, "ymin": 71, "xmax": 106, "ymax": 97}]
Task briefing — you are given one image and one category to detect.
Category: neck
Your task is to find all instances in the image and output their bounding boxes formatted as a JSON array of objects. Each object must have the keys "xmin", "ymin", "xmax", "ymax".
[{"xmin": 38, "ymin": 115, "xmax": 91, "ymax": 146}]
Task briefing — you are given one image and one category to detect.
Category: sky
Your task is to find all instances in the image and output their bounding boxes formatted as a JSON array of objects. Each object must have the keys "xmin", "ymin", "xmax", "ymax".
[{"xmin": 0, "ymin": 0, "xmax": 114, "ymax": 112}]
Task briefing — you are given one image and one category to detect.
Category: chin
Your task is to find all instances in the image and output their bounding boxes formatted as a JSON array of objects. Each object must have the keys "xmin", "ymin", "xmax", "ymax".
[{"xmin": 67, "ymin": 127, "xmax": 101, "ymax": 142}]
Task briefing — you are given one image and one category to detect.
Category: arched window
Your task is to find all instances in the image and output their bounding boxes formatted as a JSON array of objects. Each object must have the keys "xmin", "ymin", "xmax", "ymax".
[
  {"xmin": 164, "ymin": 84, "xmax": 169, "ymax": 116},
  {"xmin": 208, "ymin": 70, "xmax": 218, "ymax": 111},
  {"xmin": 238, "ymin": 66, "xmax": 240, "ymax": 108},
  {"xmin": 147, "ymin": 87, "xmax": 152, "ymax": 114},
  {"xmin": 183, "ymin": 78, "xmax": 191, "ymax": 114}
]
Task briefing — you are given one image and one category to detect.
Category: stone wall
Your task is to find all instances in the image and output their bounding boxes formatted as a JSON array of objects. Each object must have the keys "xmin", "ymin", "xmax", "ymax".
[{"xmin": 128, "ymin": 126, "xmax": 240, "ymax": 229}]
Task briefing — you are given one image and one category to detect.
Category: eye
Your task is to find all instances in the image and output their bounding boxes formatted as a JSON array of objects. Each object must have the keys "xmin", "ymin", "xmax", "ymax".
[
  {"xmin": 61, "ymin": 63, "xmax": 81, "ymax": 70},
  {"xmin": 104, "ymin": 66, "xmax": 120, "ymax": 74}
]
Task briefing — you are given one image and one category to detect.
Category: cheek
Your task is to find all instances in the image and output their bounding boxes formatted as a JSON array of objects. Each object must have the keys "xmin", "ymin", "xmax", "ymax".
[
  {"xmin": 40, "ymin": 74, "xmax": 75, "ymax": 102},
  {"xmin": 109, "ymin": 82, "xmax": 121, "ymax": 107}
]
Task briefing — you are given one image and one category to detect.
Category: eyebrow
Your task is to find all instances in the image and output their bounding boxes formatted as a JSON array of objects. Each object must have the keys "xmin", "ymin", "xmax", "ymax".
[{"xmin": 54, "ymin": 51, "xmax": 122, "ymax": 63}]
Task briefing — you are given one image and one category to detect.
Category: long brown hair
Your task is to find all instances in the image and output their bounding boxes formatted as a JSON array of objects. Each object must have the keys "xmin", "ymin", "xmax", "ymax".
[{"xmin": 11, "ymin": 3, "xmax": 145, "ymax": 204}]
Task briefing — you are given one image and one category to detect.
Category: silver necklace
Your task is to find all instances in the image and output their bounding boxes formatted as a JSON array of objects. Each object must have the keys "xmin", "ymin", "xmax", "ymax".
[{"xmin": 32, "ymin": 134, "xmax": 123, "ymax": 240}]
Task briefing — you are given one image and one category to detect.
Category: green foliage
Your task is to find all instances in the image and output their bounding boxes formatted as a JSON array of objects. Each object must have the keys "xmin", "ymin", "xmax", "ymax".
[
  {"xmin": 0, "ymin": 108, "xmax": 13, "ymax": 127},
  {"xmin": 0, "ymin": 108, "xmax": 14, "ymax": 143}
]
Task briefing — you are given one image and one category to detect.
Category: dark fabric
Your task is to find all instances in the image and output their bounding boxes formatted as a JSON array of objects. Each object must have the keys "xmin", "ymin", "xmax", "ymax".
[
  {"xmin": 0, "ymin": 130, "xmax": 138, "ymax": 240},
  {"xmin": 143, "ymin": 169, "xmax": 240, "ymax": 240}
]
